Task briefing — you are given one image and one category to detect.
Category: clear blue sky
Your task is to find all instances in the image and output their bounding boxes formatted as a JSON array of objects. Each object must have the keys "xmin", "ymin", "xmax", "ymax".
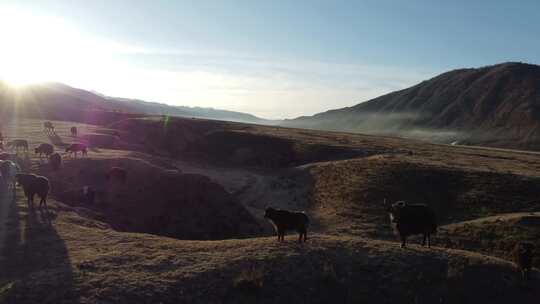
[{"xmin": 1, "ymin": 0, "xmax": 539, "ymax": 118}]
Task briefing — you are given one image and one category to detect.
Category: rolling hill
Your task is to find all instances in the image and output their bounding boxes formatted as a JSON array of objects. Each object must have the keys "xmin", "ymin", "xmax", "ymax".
[
  {"xmin": 283, "ymin": 62, "xmax": 540, "ymax": 150},
  {"xmin": 3, "ymin": 65, "xmax": 540, "ymax": 302},
  {"xmin": 0, "ymin": 81, "xmax": 278, "ymax": 125},
  {"xmin": 2, "ymin": 116, "xmax": 540, "ymax": 303}
]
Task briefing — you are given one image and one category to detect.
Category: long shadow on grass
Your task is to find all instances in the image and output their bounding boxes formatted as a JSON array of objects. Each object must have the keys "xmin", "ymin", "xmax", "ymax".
[{"xmin": 0, "ymin": 192, "xmax": 79, "ymax": 303}]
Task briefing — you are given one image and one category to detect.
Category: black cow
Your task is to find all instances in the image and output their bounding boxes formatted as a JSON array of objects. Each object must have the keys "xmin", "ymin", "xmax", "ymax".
[
  {"xmin": 264, "ymin": 207, "xmax": 309, "ymax": 243},
  {"xmin": 70, "ymin": 126, "xmax": 78, "ymax": 137},
  {"xmin": 387, "ymin": 201, "xmax": 437, "ymax": 248},
  {"xmin": 35, "ymin": 143, "xmax": 54, "ymax": 158},
  {"xmin": 66, "ymin": 143, "xmax": 88, "ymax": 157},
  {"xmin": 512, "ymin": 241, "xmax": 535, "ymax": 280}
]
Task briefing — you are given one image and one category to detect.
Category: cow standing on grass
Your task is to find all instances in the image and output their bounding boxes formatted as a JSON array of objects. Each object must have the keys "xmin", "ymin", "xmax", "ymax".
[
  {"xmin": 43, "ymin": 121, "xmax": 55, "ymax": 134},
  {"xmin": 264, "ymin": 207, "xmax": 309, "ymax": 243},
  {"xmin": 70, "ymin": 126, "xmax": 78, "ymax": 137},
  {"xmin": 15, "ymin": 173, "xmax": 50, "ymax": 209},
  {"xmin": 66, "ymin": 143, "xmax": 88, "ymax": 158},
  {"xmin": 512, "ymin": 241, "xmax": 535, "ymax": 280},
  {"xmin": 35, "ymin": 143, "xmax": 55, "ymax": 159},
  {"xmin": 7, "ymin": 139, "xmax": 29, "ymax": 153},
  {"xmin": 386, "ymin": 200, "xmax": 437, "ymax": 248}
]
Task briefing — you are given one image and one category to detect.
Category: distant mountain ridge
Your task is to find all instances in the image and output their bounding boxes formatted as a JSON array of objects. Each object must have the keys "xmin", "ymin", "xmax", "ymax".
[
  {"xmin": 283, "ymin": 62, "xmax": 540, "ymax": 150},
  {"xmin": 0, "ymin": 82, "xmax": 279, "ymax": 125}
]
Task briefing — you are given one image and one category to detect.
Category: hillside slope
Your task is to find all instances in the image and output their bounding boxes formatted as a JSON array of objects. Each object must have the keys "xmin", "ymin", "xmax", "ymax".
[
  {"xmin": 0, "ymin": 82, "xmax": 275, "ymax": 124},
  {"xmin": 284, "ymin": 62, "xmax": 540, "ymax": 150},
  {"xmin": 1, "ymin": 197, "xmax": 539, "ymax": 304},
  {"xmin": 2, "ymin": 116, "xmax": 540, "ymax": 303}
]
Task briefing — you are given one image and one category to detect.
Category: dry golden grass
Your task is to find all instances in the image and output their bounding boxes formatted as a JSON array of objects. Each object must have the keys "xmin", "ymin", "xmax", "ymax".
[
  {"xmin": 438, "ymin": 213, "xmax": 540, "ymax": 267},
  {"xmin": 2, "ymin": 195, "xmax": 539, "ymax": 303},
  {"xmin": 2, "ymin": 117, "xmax": 540, "ymax": 303}
]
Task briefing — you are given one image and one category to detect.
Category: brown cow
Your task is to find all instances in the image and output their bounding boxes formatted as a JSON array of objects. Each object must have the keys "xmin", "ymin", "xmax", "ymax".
[{"xmin": 15, "ymin": 173, "xmax": 50, "ymax": 209}]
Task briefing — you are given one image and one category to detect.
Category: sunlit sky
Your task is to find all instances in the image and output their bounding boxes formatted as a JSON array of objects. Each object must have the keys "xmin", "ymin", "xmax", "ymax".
[{"xmin": 1, "ymin": 1, "xmax": 539, "ymax": 119}]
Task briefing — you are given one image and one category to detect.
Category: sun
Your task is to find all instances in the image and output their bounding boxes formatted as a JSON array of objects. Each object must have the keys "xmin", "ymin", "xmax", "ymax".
[
  {"xmin": 0, "ymin": 71, "xmax": 44, "ymax": 88},
  {"xmin": 0, "ymin": 9, "xmax": 87, "ymax": 88}
]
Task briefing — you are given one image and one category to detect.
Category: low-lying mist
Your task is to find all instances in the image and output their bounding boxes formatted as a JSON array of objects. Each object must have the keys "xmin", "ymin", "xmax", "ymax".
[{"xmin": 343, "ymin": 112, "xmax": 466, "ymax": 144}]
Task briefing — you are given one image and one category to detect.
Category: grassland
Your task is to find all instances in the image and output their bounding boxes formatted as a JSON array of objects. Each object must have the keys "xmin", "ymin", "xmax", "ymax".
[{"xmin": 1, "ymin": 116, "xmax": 540, "ymax": 303}]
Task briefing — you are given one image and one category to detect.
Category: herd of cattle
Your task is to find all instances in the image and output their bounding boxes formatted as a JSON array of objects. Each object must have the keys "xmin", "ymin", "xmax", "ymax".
[
  {"xmin": 0, "ymin": 121, "xmax": 127, "ymax": 210},
  {"xmin": 0, "ymin": 121, "xmax": 536, "ymax": 281},
  {"xmin": 1, "ymin": 122, "xmax": 88, "ymax": 168}
]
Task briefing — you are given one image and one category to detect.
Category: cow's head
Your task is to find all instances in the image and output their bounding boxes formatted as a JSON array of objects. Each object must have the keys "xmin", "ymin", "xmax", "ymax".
[
  {"xmin": 264, "ymin": 207, "xmax": 277, "ymax": 220},
  {"xmin": 388, "ymin": 201, "xmax": 406, "ymax": 223}
]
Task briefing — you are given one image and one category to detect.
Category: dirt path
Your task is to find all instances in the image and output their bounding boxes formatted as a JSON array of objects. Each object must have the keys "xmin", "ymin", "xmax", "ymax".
[{"xmin": 173, "ymin": 160, "xmax": 312, "ymax": 222}]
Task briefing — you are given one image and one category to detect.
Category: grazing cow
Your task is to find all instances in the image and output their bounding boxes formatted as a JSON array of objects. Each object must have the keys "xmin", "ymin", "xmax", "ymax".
[
  {"xmin": 512, "ymin": 242, "xmax": 535, "ymax": 280},
  {"xmin": 0, "ymin": 160, "xmax": 20, "ymax": 197},
  {"xmin": 387, "ymin": 200, "xmax": 437, "ymax": 248},
  {"xmin": 49, "ymin": 153, "xmax": 62, "ymax": 170},
  {"xmin": 105, "ymin": 167, "xmax": 128, "ymax": 183},
  {"xmin": 70, "ymin": 126, "xmax": 78, "ymax": 137},
  {"xmin": 15, "ymin": 173, "xmax": 50, "ymax": 209},
  {"xmin": 35, "ymin": 143, "xmax": 55, "ymax": 158},
  {"xmin": 65, "ymin": 143, "xmax": 88, "ymax": 157},
  {"xmin": 43, "ymin": 121, "xmax": 55, "ymax": 134},
  {"xmin": 7, "ymin": 139, "xmax": 29, "ymax": 152},
  {"xmin": 264, "ymin": 207, "xmax": 309, "ymax": 243}
]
